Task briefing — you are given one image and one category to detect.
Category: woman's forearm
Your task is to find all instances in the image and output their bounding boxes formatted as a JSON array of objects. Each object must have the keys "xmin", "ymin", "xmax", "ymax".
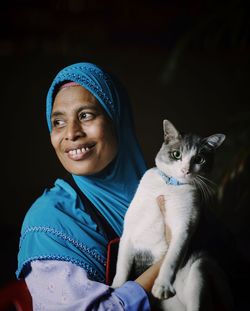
[{"xmin": 134, "ymin": 258, "xmax": 163, "ymax": 293}]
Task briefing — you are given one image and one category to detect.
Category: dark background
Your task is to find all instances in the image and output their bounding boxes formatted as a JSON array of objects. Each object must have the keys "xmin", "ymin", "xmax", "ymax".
[{"xmin": 1, "ymin": 0, "xmax": 249, "ymax": 307}]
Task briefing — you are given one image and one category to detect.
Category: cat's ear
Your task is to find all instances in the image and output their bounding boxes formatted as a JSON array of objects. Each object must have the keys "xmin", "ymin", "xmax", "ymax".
[
  {"xmin": 163, "ymin": 119, "xmax": 180, "ymax": 143},
  {"xmin": 203, "ymin": 134, "xmax": 226, "ymax": 149}
]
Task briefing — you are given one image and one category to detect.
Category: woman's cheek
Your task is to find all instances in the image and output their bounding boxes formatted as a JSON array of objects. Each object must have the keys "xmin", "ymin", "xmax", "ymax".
[
  {"xmin": 50, "ymin": 131, "xmax": 62, "ymax": 150},
  {"xmin": 88, "ymin": 122, "xmax": 106, "ymax": 140}
]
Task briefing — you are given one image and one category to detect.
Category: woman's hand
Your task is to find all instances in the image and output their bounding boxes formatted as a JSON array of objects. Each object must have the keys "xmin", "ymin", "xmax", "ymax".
[
  {"xmin": 135, "ymin": 257, "xmax": 164, "ymax": 293},
  {"xmin": 157, "ymin": 195, "xmax": 171, "ymax": 244}
]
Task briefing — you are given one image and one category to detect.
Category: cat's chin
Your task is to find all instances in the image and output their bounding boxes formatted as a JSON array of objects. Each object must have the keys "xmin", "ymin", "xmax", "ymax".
[{"xmin": 177, "ymin": 175, "xmax": 193, "ymax": 184}]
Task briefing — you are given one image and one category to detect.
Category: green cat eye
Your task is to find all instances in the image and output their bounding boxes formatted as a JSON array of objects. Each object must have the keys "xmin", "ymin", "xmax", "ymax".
[
  {"xmin": 171, "ymin": 150, "xmax": 182, "ymax": 160},
  {"xmin": 195, "ymin": 155, "xmax": 205, "ymax": 164}
]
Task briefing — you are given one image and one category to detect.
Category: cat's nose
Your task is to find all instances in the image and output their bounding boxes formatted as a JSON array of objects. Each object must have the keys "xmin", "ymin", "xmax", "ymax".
[{"xmin": 181, "ymin": 168, "xmax": 190, "ymax": 175}]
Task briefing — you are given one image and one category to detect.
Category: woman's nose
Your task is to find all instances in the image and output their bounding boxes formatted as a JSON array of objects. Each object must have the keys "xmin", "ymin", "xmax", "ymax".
[{"xmin": 65, "ymin": 120, "xmax": 85, "ymax": 141}]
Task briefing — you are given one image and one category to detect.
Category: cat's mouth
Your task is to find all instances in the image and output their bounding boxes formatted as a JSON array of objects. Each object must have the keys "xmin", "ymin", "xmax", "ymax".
[{"xmin": 179, "ymin": 174, "xmax": 194, "ymax": 183}]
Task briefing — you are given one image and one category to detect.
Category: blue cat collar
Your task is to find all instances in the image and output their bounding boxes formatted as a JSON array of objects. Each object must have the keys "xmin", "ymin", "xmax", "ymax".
[{"xmin": 155, "ymin": 168, "xmax": 186, "ymax": 186}]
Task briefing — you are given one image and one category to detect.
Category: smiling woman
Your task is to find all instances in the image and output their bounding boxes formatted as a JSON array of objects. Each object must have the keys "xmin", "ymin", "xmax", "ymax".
[
  {"xmin": 16, "ymin": 62, "xmax": 164, "ymax": 311},
  {"xmin": 51, "ymin": 84, "xmax": 117, "ymax": 175}
]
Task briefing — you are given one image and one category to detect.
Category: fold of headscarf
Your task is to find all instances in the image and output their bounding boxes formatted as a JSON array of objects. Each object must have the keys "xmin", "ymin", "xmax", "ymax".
[{"xmin": 17, "ymin": 62, "xmax": 147, "ymax": 281}]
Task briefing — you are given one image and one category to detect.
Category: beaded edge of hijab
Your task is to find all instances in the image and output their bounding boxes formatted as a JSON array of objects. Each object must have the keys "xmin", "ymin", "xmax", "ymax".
[{"xmin": 46, "ymin": 63, "xmax": 118, "ymax": 133}]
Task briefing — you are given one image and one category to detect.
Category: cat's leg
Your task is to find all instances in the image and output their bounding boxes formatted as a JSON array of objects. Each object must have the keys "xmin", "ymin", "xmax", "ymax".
[
  {"xmin": 152, "ymin": 224, "xmax": 192, "ymax": 299},
  {"xmin": 192, "ymin": 257, "xmax": 233, "ymax": 311},
  {"xmin": 152, "ymin": 191, "xmax": 199, "ymax": 300},
  {"xmin": 178, "ymin": 256, "xmax": 212, "ymax": 311},
  {"xmin": 111, "ymin": 234, "xmax": 134, "ymax": 288},
  {"xmin": 176, "ymin": 255, "xmax": 233, "ymax": 311},
  {"xmin": 158, "ymin": 259, "xmax": 197, "ymax": 311},
  {"xmin": 160, "ymin": 295, "xmax": 185, "ymax": 311}
]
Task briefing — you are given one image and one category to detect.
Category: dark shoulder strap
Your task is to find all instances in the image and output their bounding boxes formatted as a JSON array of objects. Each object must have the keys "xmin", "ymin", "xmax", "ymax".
[{"xmin": 65, "ymin": 175, "xmax": 118, "ymax": 241}]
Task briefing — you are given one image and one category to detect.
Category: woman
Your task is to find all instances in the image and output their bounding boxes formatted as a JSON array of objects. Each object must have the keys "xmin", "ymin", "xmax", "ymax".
[{"xmin": 16, "ymin": 62, "xmax": 163, "ymax": 310}]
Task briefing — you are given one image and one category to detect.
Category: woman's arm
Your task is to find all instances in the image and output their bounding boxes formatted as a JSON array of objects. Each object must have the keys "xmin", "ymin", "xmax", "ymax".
[
  {"xmin": 25, "ymin": 260, "xmax": 151, "ymax": 311},
  {"xmin": 135, "ymin": 258, "xmax": 164, "ymax": 293},
  {"xmin": 25, "ymin": 196, "xmax": 167, "ymax": 310}
]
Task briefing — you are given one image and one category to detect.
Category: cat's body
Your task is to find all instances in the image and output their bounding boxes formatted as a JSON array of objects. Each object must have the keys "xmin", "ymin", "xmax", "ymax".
[
  {"xmin": 112, "ymin": 120, "xmax": 233, "ymax": 311},
  {"xmin": 120, "ymin": 167, "xmax": 197, "ymax": 274}
]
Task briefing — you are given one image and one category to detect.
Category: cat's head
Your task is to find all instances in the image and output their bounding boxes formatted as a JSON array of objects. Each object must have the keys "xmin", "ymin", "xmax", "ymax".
[{"xmin": 155, "ymin": 119, "xmax": 226, "ymax": 186}]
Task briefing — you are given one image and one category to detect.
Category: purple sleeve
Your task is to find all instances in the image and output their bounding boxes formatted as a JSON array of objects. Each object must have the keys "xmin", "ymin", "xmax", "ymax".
[
  {"xmin": 25, "ymin": 260, "xmax": 151, "ymax": 311},
  {"xmin": 114, "ymin": 281, "xmax": 151, "ymax": 310}
]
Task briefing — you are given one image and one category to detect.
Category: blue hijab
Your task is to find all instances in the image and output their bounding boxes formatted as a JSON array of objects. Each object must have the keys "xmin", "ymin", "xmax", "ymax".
[{"xmin": 17, "ymin": 63, "xmax": 146, "ymax": 282}]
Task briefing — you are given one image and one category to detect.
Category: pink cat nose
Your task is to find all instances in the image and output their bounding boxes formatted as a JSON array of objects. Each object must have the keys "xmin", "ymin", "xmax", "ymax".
[{"xmin": 182, "ymin": 168, "xmax": 190, "ymax": 175}]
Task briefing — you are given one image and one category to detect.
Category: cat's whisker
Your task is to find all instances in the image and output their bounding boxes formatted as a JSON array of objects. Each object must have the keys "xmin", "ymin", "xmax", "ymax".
[
  {"xmin": 198, "ymin": 175, "xmax": 217, "ymax": 188},
  {"xmin": 198, "ymin": 176, "xmax": 216, "ymax": 197},
  {"xmin": 203, "ymin": 180, "xmax": 214, "ymax": 199},
  {"xmin": 197, "ymin": 177, "xmax": 213, "ymax": 199},
  {"xmin": 194, "ymin": 175, "xmax": 214, "ymax": 202},
  {"xmin": 193, "ymin": 178, "xmax": 206, "ymax": 201}
]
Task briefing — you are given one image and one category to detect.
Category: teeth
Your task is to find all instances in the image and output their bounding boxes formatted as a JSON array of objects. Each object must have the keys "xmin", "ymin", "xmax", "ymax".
[{"xmin": 69, "ymin": 147, "xmax": 91, "ymax": 155}]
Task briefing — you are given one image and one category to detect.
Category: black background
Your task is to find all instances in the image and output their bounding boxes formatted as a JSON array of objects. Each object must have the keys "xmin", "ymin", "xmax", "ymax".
[{"xmin": 1, "ymin": 0, "xmax": 249, "ymax": 307}]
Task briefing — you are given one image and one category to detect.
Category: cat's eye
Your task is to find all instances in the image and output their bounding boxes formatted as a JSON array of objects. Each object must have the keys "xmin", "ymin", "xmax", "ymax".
[
  {"xmin": 171, "ymin": 150, "xmax": 182, "ymax": 160},
  {"xmin": 195, "ymin": 155, "xmax": 205, "ymax": 164}
]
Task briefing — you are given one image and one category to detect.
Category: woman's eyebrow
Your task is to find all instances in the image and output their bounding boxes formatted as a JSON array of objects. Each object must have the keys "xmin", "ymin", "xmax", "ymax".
[
  {"xmin": 51, "ymin": 111, "xmax": 64, "ymax": 118},
  {"xmin": 77, "ymin": 104, "xmax": 99, "ymax": 112},
  {"xmin": 51, "ymin": 104, "xmax": 99, "ymax": 119}
]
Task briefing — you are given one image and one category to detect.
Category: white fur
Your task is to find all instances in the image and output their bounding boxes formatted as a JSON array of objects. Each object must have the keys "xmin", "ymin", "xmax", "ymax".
[
  {"xmin": 112, "ymin": 167, "xmax": 233, "ymax": 310},
  {"xmin": 112, "ymin": 121, "xmax": 231, "ymax": 310},
  {"xmin": 112, "ymin": 169, "xmax": 198, "ymax": 291}
]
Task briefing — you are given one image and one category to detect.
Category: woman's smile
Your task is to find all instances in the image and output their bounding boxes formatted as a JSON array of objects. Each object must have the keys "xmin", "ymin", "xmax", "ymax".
[
  {"xmin": 66, "ymin": 143, "xmax": 96, "ymax": 161},
  {"xmin": 50, "ymin": 85, "xmax": 117, "ymax": 175}
]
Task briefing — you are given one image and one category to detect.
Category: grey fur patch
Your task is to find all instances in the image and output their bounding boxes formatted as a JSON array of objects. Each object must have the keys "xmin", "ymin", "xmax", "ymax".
[
  {"xmin": 132, "ymin": 250, "xmax": 155, "ymax": 278},
  {"xmin": 181, "ymin": 134, "xmax": 202, "ymax": 152}
]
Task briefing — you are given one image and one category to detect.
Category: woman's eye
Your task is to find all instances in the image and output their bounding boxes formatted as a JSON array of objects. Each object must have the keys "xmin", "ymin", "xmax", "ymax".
[
  {"xmin": 52, "ymin": 119, "xmax": 65, "ymax": 128},
  {"xmin": 171, "ymin": 150, "xmax": 182, "ymax": 160},
  {"xmin": 79, "ymin": 112, "xmax": 94, "ymax": 121},
  {"xmin": 195, "ymin": 155, "xmax": 205, "ymax": 164}
]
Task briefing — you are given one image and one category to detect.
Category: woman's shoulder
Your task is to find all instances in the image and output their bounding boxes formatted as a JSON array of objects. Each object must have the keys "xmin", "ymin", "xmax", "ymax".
[{"xmin": 21, "ymin": 178, "xmax": 78, "ymax": 229}]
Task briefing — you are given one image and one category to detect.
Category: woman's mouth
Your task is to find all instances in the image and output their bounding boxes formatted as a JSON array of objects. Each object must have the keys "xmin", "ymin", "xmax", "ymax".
[{"xmin": 66, "ymin": 144, "xmax": 95, "ymax": 161}]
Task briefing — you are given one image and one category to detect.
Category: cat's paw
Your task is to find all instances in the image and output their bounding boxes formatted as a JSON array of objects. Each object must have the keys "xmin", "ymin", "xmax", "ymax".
[
  {"xmin": 152, "ymin": 279, "xmax": 176, "ymax": 300},
  {"xmin": 111, "ymin": 276, "xmax": 125, "ymax": 289},
  {"xmin": 111, "ymin": 280, "xmax": 120, "ymax": 289}
]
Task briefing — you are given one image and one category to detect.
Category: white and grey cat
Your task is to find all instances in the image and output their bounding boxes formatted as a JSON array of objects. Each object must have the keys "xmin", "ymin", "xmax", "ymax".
[{"xmin": 112, "ymin": 119, "xmax": 233, "ymax": 311}]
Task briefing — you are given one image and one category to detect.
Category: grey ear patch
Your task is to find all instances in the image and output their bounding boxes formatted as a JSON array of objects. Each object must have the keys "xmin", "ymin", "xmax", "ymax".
[
  {"xmin": 163, "ymin": 119, "xmax": 181, "ymax": 143},
  {"xmin": 205, "ymin": 134, "xmax": 226, "ymax": 149}
]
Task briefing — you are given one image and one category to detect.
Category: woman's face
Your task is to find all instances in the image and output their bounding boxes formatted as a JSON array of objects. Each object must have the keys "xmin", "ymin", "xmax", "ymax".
[{"xmin": 50, "ymin": 85, "xmax": 118, "ymax": 175}]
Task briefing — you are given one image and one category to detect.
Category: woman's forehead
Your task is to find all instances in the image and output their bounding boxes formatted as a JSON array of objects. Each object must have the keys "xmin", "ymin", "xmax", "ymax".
[
  {"xmin": 52, "ymin": 85, "xmax": 108, "ymax": 118},
  {"xmin": 46, "ymin": 63, "xmax": 118, "ymax": 131},
  {"xmin": 54, "ymin": 85, "xmax": 97, "ymax": 106}
]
